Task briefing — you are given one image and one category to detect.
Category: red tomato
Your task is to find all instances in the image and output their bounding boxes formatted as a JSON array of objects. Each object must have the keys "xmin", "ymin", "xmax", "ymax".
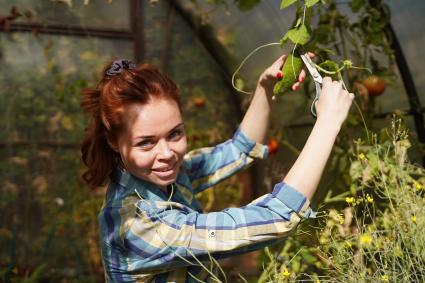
[
  {"xmin": 267, "ymin": 138, "xmax": 279, "ymax": 154},
  {"xmin": 194, "ymin": 97, "xmax": 206, "ymax": 108},
  {"xmin": 362, "ymin": 75, "xmax": 386, "ymax": 97}
]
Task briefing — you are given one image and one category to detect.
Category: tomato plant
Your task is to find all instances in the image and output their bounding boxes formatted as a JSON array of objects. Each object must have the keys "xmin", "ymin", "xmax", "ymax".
[{"xmin": 362, "ymin": 75, "xmax": 386, "ymax": 96}]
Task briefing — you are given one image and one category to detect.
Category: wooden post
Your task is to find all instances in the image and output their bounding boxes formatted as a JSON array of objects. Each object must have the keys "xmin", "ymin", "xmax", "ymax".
[{"xmin": 130, "ymin": 0, "xmax": 144, "ymax": 63}]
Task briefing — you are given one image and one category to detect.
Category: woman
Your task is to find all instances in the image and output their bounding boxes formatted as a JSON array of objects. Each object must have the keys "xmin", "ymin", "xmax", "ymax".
[{"xmin": 80, "ymin": 56, "xmax": 353, "ymax": 282}]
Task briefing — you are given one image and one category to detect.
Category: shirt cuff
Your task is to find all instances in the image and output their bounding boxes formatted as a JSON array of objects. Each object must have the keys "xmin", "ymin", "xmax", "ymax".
[
  {"xmin": 232, "ymin": 128, "xmax": 268, "ymax": 160},
  {"xmin": 272, "ymin": 182, "xmax": 317, "ymax": 219}
]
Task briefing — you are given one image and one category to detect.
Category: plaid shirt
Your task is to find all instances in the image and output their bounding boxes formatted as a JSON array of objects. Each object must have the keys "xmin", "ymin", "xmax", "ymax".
[{"xmin": 99, "ymin": 128, "xmax": 316, "ymax": 282}]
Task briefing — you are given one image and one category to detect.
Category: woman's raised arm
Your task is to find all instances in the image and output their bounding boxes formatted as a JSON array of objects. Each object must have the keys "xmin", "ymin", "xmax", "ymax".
[{"xmin": 283, "ymin": 77, "xmax": 354, "ymax": 200}]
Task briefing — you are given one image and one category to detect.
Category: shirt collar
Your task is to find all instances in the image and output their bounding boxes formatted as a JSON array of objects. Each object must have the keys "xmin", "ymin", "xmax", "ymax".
[{"xmin": 109, "ymin": 167, "xmax": 169, "ymax": 202}]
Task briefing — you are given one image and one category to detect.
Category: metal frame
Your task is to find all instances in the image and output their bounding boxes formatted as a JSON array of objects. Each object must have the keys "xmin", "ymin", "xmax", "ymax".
[{"xmin": 4, "ymin": 21, "xmax": 133, "ymax": 40}]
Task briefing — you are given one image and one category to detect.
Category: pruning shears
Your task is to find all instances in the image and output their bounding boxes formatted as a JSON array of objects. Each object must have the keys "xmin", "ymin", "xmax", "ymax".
[{"xmin": 300, "ymin": 53, "xmax": 323, "ymax": 118}]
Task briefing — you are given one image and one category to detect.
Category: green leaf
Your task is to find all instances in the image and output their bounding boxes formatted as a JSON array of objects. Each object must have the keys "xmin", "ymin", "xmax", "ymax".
[
  {"xmin": 273, "ymin": 54, "xmax": 303, "ymax": 95},
  {"xmin": 305, "ymin": 0, "xmax": 319, "ymax": 7},
  {"xmin": 295, "ymin": 17, "xmax": 302, "ymax": 28},
  {"xmin": 237, "ymin": 0, "xmax": 261, "ymax": 11},
  {"xmin": 318, "ymin": 60, "xmax": 339, "ymax": 72},
  {"xmin": 348, "ymin": 0, "xmax": 364, "ymax": 12},
  {"xmin": 280, "ymin": 0, "xmax": 297, "ymax": 9},
  {"xmin": 285, "ymin": 24, "xmax": 310, "ymax": 45}
]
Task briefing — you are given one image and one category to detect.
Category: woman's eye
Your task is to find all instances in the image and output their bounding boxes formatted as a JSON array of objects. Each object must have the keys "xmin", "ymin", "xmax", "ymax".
[
  {"xmin": 136, "ymin": 140, "xmax": 154, "ymax": 148},
  {"xmin": 169, "ymin": 129, "xmax": 183, "ymax": 140}
]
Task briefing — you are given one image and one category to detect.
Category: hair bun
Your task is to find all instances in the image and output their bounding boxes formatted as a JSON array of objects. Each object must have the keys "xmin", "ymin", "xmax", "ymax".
[{"xmin": 105, "ymin": 59, "xmax": 136, "ymax": 76}]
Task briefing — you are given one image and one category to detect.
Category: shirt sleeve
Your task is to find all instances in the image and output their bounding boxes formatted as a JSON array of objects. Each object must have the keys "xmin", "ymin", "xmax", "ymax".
[
  {"xmin": 124, "ymin": 182, "xmax": 316, "ymax": 272},
  {"xmin": 183, "ymin": 127, "xmax": 268, "ymax": 194}
]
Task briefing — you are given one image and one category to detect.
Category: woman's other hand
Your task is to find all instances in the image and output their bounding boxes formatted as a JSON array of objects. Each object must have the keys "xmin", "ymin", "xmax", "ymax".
[{"xmin": 258, "ymin": 54, "xmax": 306, "ymax": 92}]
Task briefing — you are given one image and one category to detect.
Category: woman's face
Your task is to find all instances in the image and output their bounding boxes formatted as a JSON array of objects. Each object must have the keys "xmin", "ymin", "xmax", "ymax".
[{"xmin": 114, "ymin": 98, "xmax": 187, "ymax": 189}]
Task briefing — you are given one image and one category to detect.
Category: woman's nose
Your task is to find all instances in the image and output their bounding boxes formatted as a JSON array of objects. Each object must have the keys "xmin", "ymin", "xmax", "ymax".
[{"xmin": 157, "ymin": 140, "xmax": 173, "ymax": 160}]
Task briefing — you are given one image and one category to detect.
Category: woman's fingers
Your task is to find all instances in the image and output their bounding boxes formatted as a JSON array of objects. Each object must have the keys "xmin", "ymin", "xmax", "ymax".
[
  {"xmin": 322, "ymin": 76, "xmax": 332, "ymax": 85},
  {"xmin": 260, "ymin": 54, "xmax": 308, "ymax": 87},
  {"xmin": 276, "ymin": 70, "xmax": 283, "ymax": 79},
  {"xmin": 298, "ymin": 69, "xmax": 306, "ymax": 83},
  {"xmin": 292, "ymin": 81, "xmax": 301, "ymax": 91},
  {"xmin": 315, "ymin": 76, "xmax": 354, "ymax": 123},
  {"xmin": 290, "ymin": 69, "xmax": 306, "ymax": 90},
  {"xmin": 273, "ymin": 54, "xmax": 287, "ymax": 70},
  {"xmin": 261, "ymin": 54, "xmax": 287, "ymax": 81}
]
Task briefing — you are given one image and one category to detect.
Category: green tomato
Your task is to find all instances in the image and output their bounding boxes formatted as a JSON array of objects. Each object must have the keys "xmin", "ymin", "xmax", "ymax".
[{"xmin": 273, "ymin": 54, "xmax": 303, "ymax": 96}]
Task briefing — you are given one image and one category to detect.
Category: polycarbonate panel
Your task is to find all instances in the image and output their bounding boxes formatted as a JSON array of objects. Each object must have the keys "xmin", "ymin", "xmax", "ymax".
[
  {"xmin": 0, "ymin": 33, "xmax": 132, "ymax": 142},
  {"xmin": 178, "ymin": 0, "xmax": 294, "ymax": 90},
  {"xmin": 144, "ymin": 0, "xmax": 240, "ymax": 149},
  {"xmin": 389, "ymin": 0, "xmax": 425, "ymax": 106},
  {"xmin": 0, "ymin": 0, "xmax": 129, "ymax": 29},
  {"xmin": 0, "ymin": 31, "xmax": 132, "ymax": 279}
]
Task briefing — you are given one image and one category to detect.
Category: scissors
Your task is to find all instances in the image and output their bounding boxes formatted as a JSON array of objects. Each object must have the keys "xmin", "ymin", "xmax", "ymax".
[{"xmin": 300, "ymin": 53, "xmax": 323, "ymax": 118}]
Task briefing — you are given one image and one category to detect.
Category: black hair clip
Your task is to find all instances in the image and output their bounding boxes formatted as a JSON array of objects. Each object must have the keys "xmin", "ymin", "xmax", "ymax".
[{"xmin": 106, "ymin": 59, "xmax": 136, "ymax": 76}]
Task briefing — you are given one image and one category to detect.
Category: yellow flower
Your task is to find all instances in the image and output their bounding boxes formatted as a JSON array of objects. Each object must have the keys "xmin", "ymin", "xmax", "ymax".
[
  {"xmin": 359, "ymin": 233, "xmax": 372, "ymax": 245},
  {"xmin": 366, "ymin": 194, "xmax": 374, "ymax": 203},
  {"xmin": 281, "ymin": 268, "xmax": 290, "ymax": 277},
  {"xmin": 381, "ymin": 274, "xmax": 389, "ymax": 282},
  {"xmin": 358, "ymin": 153, "xmax": 366, "ymax": 161},
  {"xmin": 345, "ymin": 197, "xmax": 355, "ymax": 204},
  {"xmin": 411, "ymin": 215, "xmax": 417, "ymax": 224},
  {"xmin": 413, "ymin": 181, "xmax": 423, "ymax": 191}
]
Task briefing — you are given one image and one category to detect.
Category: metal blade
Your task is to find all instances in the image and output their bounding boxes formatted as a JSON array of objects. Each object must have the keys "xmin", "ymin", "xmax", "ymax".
[{"xmin": 300, "ymin": 53, "xmax": 323, "ymax": 84}]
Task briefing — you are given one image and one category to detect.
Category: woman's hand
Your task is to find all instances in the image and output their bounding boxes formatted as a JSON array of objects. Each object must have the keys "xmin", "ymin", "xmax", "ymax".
[
  {"xmin": 315, "ymin": 77, "xmax": 355, "ymax": 128},
  {"xmin": 258, "ymin": 55, "xmax": 306, "ymax": 92},
  {"xmin": 240, "ymin": 54, "xmax": 309, "ymax": 143}
]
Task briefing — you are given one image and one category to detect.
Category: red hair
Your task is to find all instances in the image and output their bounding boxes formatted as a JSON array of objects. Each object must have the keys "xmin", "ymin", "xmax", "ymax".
[{"xmin": 80, "ymin": 62, "xmax": 180, "ymax": 187}]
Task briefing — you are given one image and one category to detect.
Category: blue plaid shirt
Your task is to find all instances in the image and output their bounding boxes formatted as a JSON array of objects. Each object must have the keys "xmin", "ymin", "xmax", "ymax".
[{"xmin": 99, "ymin": 128, "xmax": 316, "ymax": 282}]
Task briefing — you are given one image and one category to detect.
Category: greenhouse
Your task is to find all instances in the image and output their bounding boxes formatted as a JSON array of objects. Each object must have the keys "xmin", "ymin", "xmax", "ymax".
[{"xmin": 0, "ymin": 0, "xmax": 424, "ymax": 282}]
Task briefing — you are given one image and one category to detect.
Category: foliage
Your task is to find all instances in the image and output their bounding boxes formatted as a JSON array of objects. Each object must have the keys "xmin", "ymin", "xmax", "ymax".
[
  {"xmin": 258, "ymin": 1, "xmax": 424, "ymax": 282},
  {"xmin": 322, "ymin": 117, "xmax": 425, "ymax": 282},
  {"xmin": 275, "ymin": 0, "xmax": 394, "ymax": 92},
  {"xmin": 259, "ymin": 117, "xmax": 425, "ymax": 282}
]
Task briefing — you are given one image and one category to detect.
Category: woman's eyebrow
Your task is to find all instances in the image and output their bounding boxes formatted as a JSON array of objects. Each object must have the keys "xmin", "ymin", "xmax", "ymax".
[{"xmin": 135, "ymin": 123, "xmax": 184, "ymax": 140}]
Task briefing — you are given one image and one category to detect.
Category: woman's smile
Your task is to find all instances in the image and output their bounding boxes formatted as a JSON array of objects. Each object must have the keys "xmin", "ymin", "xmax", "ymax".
[{"xmin": 151, "ymin": 162, "xmax": 178, "ymax": 178}]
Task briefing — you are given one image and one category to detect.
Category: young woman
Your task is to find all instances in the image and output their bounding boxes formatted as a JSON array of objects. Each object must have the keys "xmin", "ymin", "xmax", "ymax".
[{"xmin": 80, "ymin": 56, "xmax": 353, "ymax": 282}]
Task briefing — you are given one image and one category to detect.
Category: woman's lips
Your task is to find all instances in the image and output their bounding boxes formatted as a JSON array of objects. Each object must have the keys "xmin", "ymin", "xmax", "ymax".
[{"xmin": 151, "ymin": 163, "xmax": 177, "ymax": 179}]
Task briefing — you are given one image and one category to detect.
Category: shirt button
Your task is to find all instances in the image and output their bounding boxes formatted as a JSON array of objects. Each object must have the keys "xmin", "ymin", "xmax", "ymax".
[{"xmin": 209, "ymin": 230, "xmax": 216, "ymax": 237}]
